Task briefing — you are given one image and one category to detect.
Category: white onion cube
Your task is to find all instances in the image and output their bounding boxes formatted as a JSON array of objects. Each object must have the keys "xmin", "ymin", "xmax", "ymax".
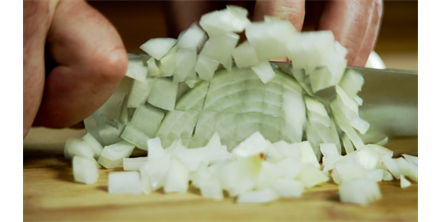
[
  {"xmin": 400, "ymin": 174, "xmax": 411, "ymax": 188},
  {"xmin": 199, "ymin": 32, "xmax": 239, "ymax": 71},
  {"xmin": 232, "ymin": 41, "xmax": 259, "ymax": 68},
  {"xmin": 164, "ymin": 158, "xmax": 189, "ymax": 193},
  {"xmin": 199, "ymin": 6, "xmax": 250, "ymax": 36},
  {"xmin": 72, "ymin": 156, "xmax": 99, "ymax": 184},
  {"xmin": 272, "ymin": 178, "xmax": 304, "ymax": 197},
  {"xmin": 237, "ymin": 188, "xmax": 279, "ymax": 204},
  {"xmin": 177, "ymin": 23, "xmax": 207, "ymax": 49},
  {"xmin": 125, "ymin": 60, "xmax": 147, "ymax": 81},
  {"xmin": 339, "ymin": 178, "xmax": 381, "ymax": 205},
  {"xmin": 251, "ymin": 61, "xmax": 276, "ymax": 84},
  {"xmin": 194, "ymin": 55, "xmax": 220, "ymax": 81},
  {"xmin": 123, "ymin": 157, "xmax": 148, "ymax": 171},
  {"xmin": 232, "ymin": 131, "xmax": 271, "ymax": 157},
  {"xmin": 108, "ymin": 171, "xmax": 142, "ymax": 194},
  {"xmin": 140, "ymin": 38, "xmax": 177, "ymax": 60}
]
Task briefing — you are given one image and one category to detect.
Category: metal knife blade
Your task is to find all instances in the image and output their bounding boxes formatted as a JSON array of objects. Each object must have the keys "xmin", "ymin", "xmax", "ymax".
[{"xmin": 348, "ymin": 66, "xmax": 417, "ymax": 139}]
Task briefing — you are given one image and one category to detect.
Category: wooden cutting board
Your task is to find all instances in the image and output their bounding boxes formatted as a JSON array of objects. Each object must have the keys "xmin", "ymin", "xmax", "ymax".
[{"xmin": 23, "ymin": 133, "xmax": 418, "ymax": 222}]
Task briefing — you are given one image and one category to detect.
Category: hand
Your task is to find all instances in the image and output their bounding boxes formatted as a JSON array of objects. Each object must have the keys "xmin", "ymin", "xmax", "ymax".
[
  {"xmin": 163, "ymin": 0, "xmax": 383, "ymax": 67},
  {"xmin": 23, "ymin": 0, "xmax": 128, "ymax": 138}
]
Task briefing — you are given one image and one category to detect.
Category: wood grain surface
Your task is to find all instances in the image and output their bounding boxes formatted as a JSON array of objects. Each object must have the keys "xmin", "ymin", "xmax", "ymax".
[{"xmin": 23, "ymin": 137, "xmax": 418, "ymax": 222}]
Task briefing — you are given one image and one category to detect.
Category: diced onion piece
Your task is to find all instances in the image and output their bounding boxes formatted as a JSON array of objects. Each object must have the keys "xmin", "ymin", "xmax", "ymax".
[
  {"xmin": 296, "ymin": 165, "xmax": 329, "ymax": 188},
  {"xmin": 139, "ymin": 165, "xmax": 152, "ymax": 194},
  {"xmin": 251, "ymin": 61, "xmax": 276, "ymax": 84},
  {"xmin": 271, "ymin": 178, "xmax": 304, "ymax": 197},
  {"xmin": 108, "ymin": 171, "xmax": 142, "ymax": 194},
  {"xmin": 200, "ymin": 176, "xmax": 224, "ymax": 200},
  {"xmin": 276, "ymin": 158, "xmax": 303, "ymax": 179},
  {"xmin": 230, "ymin": 178, "xmax": 256, "ymax": 198},
  {"xmin": 147, "ymin": 78, "xmax": 178, "ymax": 111},
  {"xmin": 199, "ymin": 32, "xmax": 239, "ymax": 71},
  {"xmin": 164, "ymin": 158, "xmax": 189, "ymax": 193},
  {"xmin": 245, "ymin": 18, "xmax": 297, "ymax": 60},
  {"xmin": 264, "ymin": 143, "xmax": 285, "ymax": 163},
  {"xmin": 199, "ymin": 6, "xmax": 250, "ymax": 36},
  {"xmin": 321, "ymin": 144, "xmax": 343, "ymax": 172},
  {"xmin": 334, "ymin": 162, "xmax": 367, "ymax": 184},
  {"xmin": 305, "ymin": 96, "xmax": 330, "ymax": 120},
  {"xmin": 333, "ymin": 113, "xmax": 365, "ymax": 150},
  {"xmin": 123, "ymin": 157, "xmax": 148, "ymax": 171},
  {"xmin": 382, "ymin": 169, "xmax": 394, "ymax": 181},
  {"xmin": 236, "ymin": 188, "xmax": 279, "ymax": 204},
  {"xmin": 354, "ymin": 95, "xmax": 363, "ymax": 106},
  {"xmin": 365, "ymin": 169, "xmax": 383, "ymax": 182},
  {"xmin": 127, "ymin": 78, "xmax": 154, "ymax": 108},
  {"xmin": 130, "ymin": 104, "xmax": 165, "ymax": 138},
  {"xmin": 402, "ymin": 154, "xmax": 418, "ymax": 167},
  {"xmin": 81, "ymin": 133, "xmax": 104, "ymax": 159},
  {"xmin": 98, "ymin": 141, "xmax": 135, "ymax": 169},
  {"xmin": 271, "ymin": 141, "xmax": 301, "ymax": 162},
  {"xmin": 282, "ymin": 86, "xmax": 306, "ymax": 143},
  {"xmin": 140, "ymin": 38, "xmax": 177, "ymax": 60},
  {"xmin": 232, "ymin": 41, "xmax": 260, "ymax": 68},
  {"xmin": 147, "ymin": 138, "xmax": 166, "ymax": 159},
  {"xmin": 159, "ymin": 46, "xmax": 177, "ymax": 77},
  {"xmin": 339, "ymin": 69, "xmax": 364, "ymax": 99},
  {"xmin": 217, "ymin": 161, "xmax": 241, "ymax": 193},
  {"xmin": 147, "ymin": 57, "xmax": 160, "ymax": 77},
  {"xmin": 396, "ymin": 157, "xmax": 418, "ymax": 182},
  {"xmin": 72, "ymin": 156, "xmax": 99, "ymax": 184},
  {"xmin": 342, "ymin": 133, "xmax": 355, "ymax": 154},
  {"xmin": 299, "ymin": 141, "xmax": 320, "ymax": 169},
  {"xmin": 173, "ymin": 147, "xmax": 206, "ymax": 172},
  {"xmin": 194, "ymin": 55, "xmax": 220, "ymax": 81},
  {"xmin": 64, "ymin": 138, "xmax": 95, "ymax": 159},
  {"xmin": 380, "ymin": 154, "xmax": 402, "ymax": 179},
  {"xmin": 400, "ymin": 174, "xmax": 411, "ymax": 188},
  {"xmin": 120, "ymin": 125, "xmax": 150, "ymax": 150},
  {"xmin": 125, "ymin": 60, "xmax": 147, "ymax": 81},
  {"xmin": 141, "ymin": 155, "xmax": 171, "ymax": 191},
  {"xmin": 173, "ymin": 47, "xmax": 197, "ymax": 82},
  {"xmin": 339, "ymin": 178, "xmax": 381, "ymax": 205},
  {"xmin": 232, "ymin": 131, "xmax": 271, "ymax": 158},
  {"xmin": 287, "ymin": 31, "xmax": 335, "ymax": 72},
  {"xmin": 177, "ymin": 23, "xmax": 207, "ymax": 49},
  {"xmin": 356, "ymin": 147, "xmax": 381, "ymax": 169}
]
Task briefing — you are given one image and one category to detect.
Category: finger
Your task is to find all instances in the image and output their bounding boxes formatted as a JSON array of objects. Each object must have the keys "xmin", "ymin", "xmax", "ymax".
[
  {"xmin": 352, "ymin": 0, "xmax": 383, "ymax": 67},
  {"xmin": 163, "ymin": 0, "xmax": 220, "ymax": 38},
  {"xmin": 32, "ymin": 0, "xmax": 128, "ymax": 128},
  {"xmin": 23, "ymin": 0, "xmax": 59, "ymax": 138},
  {"xmin": 316, "ymin": 0, "xmax": 377, "ymax": 66},
  {"xmin": 253, "ymin": 0, "xmax": 305, "ymax": 32}
]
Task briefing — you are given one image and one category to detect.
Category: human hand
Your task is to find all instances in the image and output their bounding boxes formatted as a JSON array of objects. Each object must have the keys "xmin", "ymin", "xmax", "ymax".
[
  {"xmin": 163, "ymin": 0, "xmax": 383, "ymax": 67},
  {"xmin": 23, "ymin": 0, "xmax": 128, "ymax": 138}
]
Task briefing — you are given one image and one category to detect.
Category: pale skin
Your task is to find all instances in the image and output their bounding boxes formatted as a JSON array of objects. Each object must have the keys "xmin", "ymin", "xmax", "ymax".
[{"xmin": 23, "ymin": 0, "xmax": 383, "ymax": 138}]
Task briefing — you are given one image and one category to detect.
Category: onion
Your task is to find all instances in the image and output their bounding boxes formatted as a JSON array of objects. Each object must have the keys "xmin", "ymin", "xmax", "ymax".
[
  {"xmin": 164, "ymin": 158, "xmax": 189, "ymax": 193},
  {"xmin": 108, "ymin": 171, "xmax": 142, "ymax": 194},
  {"xmin": 199, "ymin": 32, "xmax": 239, "ymax": 71},
  {"xmin": 177, "ymin": 23, "xmax": 207, "ymax": 49},
  {"xmin": 236, "ymin": 188, "xmax": 279, "ymax": 204},
  {"xmin": 251, "ymin": 61, "xmax": 276, "ymax": 84},
  {"xmin": 232, "ymin": 41, "xmax": 260, "ymax": 68},
  {"xmin": 147, "ymin": 78, "xmax": 178, "ymax": 111},
  {"xmin": 199, "ymin": 6, "xmax": 250, "ymax": 36},
  {"xmin": 98, "ymin": 141, "xmax": 135, "ymax": 169},
  {"xmin": 72, "ymin": 156, "xmax": 99, "ymax": 184},
  {"xmin": 127, "ymin": 78, "xmax": 154, "ymax": 108},
  {"xmin": 339, "ymin": 178, "xmax": 381, "ymax": 205},
  {"xmin": 194, "ymin": 55, "xmax": 220, "ymax": 81},
  {"xmin": 232, "ymin": 131, "xmax": 270, "ymax": 157},
  {"xmin": 400, "ymin": 175, "xmax": 411, "ymax": 188},
  {"xmin": 299, "ymin": 141, "xmax": 320, "ymax": 169},
  {"xmin": 123, "ymin": 157, "xmax": 148, "ymax": 171},
  {"xmin": 140, "ymin": 38, "xmax": 177, "ymax": 60},
  {"xmin": 271, "ymin": 178, "xmax": 304, "ymax": 197},
  {"xmin": 402, "ymin": 154, "xmax": 418, "ymax": 167},
  {"xmin": 296, "ymin": 165, "xmax": 329, "ymax": 188},
  {"xmin": 125, "ymin": 60, "xmax": 147, "ymax": 81}
]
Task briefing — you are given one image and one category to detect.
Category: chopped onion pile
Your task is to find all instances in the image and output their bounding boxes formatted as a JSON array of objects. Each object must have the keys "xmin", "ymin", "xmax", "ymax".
[{"xmin": 66, "ymin": 5, "xmax": 418, "ymax": 205}]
